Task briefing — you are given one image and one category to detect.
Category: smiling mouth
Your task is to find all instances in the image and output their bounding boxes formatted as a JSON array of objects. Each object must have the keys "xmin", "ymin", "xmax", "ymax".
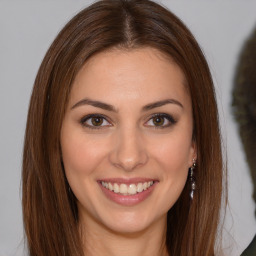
[{"xmin": 100, "ymin": 181, "xmax": 155, "ymax": 196}]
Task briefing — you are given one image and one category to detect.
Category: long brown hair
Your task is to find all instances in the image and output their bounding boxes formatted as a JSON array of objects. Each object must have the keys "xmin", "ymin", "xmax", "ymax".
[{"xmin": 22, "ymin": 0, "xmax": 224, "ymax": 255}]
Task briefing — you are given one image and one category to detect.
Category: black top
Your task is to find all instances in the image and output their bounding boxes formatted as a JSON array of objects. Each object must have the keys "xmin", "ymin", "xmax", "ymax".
[{"xmin": 241, "ymin": 234, "xmax": 256, "ymax": 256}]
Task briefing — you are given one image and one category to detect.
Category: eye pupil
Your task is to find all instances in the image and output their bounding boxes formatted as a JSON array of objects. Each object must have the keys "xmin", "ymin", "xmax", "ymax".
[
  {"xmin": 153, "ymin": 116, "xmax": 164, "ymax": 126},
  {"xmin": 92, "ymin": 117, "xmax": 103, "ymax": 126}
]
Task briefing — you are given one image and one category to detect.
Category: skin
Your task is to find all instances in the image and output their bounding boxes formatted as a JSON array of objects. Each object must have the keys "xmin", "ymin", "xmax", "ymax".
[{"xmin": 60, "ymin": 47, "xmax": 196, "ymax": 256}]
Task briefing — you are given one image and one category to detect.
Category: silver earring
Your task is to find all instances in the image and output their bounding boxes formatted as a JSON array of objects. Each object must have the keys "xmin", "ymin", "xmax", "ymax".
[{"xmin": 189, "ymin": 159, "xmax": 196, "ymax": 199}]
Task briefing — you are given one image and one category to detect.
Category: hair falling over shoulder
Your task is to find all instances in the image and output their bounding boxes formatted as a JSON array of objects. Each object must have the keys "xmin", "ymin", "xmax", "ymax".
[{"xmin": 22, "ymin": 0, "xmax": 225, "ymax": 255}]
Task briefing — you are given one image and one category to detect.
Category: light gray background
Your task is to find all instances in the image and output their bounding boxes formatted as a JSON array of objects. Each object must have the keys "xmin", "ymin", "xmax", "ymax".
[{"xmin": 0, "ymin": 1, "xmax": 256, "ymax": 255}]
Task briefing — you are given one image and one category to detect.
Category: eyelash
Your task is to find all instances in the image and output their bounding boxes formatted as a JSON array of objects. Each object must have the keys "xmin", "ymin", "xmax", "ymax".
[
  {"xmin": 146, "ymin": 113, "xmax": 177, "ymax": 129},
  {"xmin": 80, "ymin": 114, "xmax": 111, "ymax": 130},
  {"xmin": 80, "ymin": 113, "xmax": 177, "ymax": 130}
]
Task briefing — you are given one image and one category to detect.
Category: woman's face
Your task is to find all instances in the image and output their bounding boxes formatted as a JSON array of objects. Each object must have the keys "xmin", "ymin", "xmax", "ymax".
[{"xmin": 60, "ymin": 47, "xmax": 196, "ymax": 234}]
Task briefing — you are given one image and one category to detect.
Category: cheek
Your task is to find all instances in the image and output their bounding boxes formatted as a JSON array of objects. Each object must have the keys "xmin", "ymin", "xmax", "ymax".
[
  {"xmin": 150, "ymin": 135, "xmax": 192, "ymax": 210},
  {"xmin": 151, "ymin": 135, "xmax": 193, "ymax": 170},
  {"xmin": 61, "ymin": 128, "xmax": 108, "ymax": 179},
  {"xmin": 147, "ymin": 132, "xmax": 193, "ymax": 197}
]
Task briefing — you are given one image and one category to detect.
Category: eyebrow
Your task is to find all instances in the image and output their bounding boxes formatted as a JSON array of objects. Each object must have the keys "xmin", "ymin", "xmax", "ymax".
[
  {"xmin": 71, "ymin": 98, "xmax": 117, "ymax": 112},
  {"xmin": 71, "ymin": 98, "xmax": 183, "ymax": 112},
  {"xmin": 142, "ymin": 99, "xmax": 183, "ymax": 111}
]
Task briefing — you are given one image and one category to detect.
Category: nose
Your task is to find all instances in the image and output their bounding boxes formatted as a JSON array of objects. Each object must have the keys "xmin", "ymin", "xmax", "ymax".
[{"xmin": 109, "ymin": 128, "xmax": 148, "ymax": 172}]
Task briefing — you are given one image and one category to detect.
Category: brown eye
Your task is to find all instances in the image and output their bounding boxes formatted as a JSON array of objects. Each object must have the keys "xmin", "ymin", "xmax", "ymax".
[
  {"xmin": 80, "ymin": 114, "xmax": 111, "ymax": 129},
  {"xmin": 91, "ymin": 117, "xmax": 103, "ymax": 126},
  {"xmin": 152, "ymin": 116, "xmax": 165, "ymax": 126},
  {"xmin": 145, "ymin": 113, "xmax": 176, "ymax": 128}
]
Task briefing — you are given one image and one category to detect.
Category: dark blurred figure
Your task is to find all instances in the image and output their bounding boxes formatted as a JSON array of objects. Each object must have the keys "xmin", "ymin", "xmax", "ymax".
[{"xmin": 232, "ymin": 26, "xmax": 256, "ymax": 256}]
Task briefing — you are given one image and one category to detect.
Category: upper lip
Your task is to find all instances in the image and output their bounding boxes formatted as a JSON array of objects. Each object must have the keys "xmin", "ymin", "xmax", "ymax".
[{"xmin": 98, "ymin": 177, "xmax": 158, "ymax": 184}]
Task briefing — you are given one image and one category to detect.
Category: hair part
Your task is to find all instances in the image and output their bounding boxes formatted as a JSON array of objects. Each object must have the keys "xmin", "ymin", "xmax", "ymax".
[{"xmin": 22, "ymin": 1, "xmax": 224, "ymax": 255}]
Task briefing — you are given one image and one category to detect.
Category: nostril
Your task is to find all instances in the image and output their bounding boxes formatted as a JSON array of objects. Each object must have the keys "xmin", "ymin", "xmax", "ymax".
[
  {"xmin": 108, "ymin": 130, "xmax": 148, "ymax": 171},
  {"xmin": 109, "ymin": 149, "xmax": 148, "ymax": 171}
]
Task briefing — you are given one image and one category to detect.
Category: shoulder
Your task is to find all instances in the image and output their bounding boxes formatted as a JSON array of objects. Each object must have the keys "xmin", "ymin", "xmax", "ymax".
[{"xmin": 241, "ymin": 234, "xmax": 256, "ymax": 256}]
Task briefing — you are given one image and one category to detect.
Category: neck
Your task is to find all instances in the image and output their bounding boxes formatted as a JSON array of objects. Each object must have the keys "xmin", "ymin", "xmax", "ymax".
[{"xmin": 79, "ymin": 214, "xmax": 169, "ymax": 256}]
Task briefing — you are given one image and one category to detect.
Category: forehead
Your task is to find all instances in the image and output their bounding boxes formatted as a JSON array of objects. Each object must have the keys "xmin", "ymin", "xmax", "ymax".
[{"xmin": 69, "ymin": 47, "xmax": 190, "ymax": 109}]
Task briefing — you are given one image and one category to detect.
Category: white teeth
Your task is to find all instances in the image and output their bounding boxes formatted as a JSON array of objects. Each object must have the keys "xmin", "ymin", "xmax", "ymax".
[
  {"xmin": 113, "ymin": 183, "xmax": 119, "ymax": 193},
  {"xmin": 137, "ymin": 183, "xmax": 143, "ymax": 193},
  {"xmin": 101, "ymin": 181, "xmax": 154, "ymax": 195},
  {"xmin": 143, "ymin": 182, "xmax": 148, "ymax": 190},
  {"xmin": 102, "ymin": 181, "xmax": 108, "ymax": 189},
  {"xmin": 119, "ymin": 184, "xmax": 128, "ymax": 194},
  {"xmin": 128, "ymin": 184, "xmax": 137, "ymax": 195},
  {"xmin": 108, "ymin": 183, "xmax": 113, "ymax": 191}
]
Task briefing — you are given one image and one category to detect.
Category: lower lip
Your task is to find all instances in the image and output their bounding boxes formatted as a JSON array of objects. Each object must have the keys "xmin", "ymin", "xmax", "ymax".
[{"xmin": 99, "ymin": 182, "xmax": 158, "ymax": 206}]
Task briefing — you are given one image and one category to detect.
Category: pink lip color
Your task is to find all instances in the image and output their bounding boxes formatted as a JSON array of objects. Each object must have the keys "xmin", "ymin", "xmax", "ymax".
[{"xmin": 98, "ymin": 179, "xmax": 158, "ymax": 206}]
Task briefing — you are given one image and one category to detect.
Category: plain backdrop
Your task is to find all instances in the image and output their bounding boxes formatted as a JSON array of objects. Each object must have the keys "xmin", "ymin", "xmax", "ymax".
[{"xmin": 0, "ymin": 1, "xmax": 256, "ymax": 255}]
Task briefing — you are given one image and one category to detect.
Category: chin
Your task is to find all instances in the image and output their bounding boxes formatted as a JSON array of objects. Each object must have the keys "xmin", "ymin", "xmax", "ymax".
[{"xmin": 96, "ymin": 208, "xmax": 167, "ymax": 235}]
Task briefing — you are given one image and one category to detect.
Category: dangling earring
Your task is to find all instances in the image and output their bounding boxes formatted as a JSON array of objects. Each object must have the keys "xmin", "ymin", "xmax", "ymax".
[{"xmin": 189, "ymin": 159, "xmax": 196, "ymax": 199}]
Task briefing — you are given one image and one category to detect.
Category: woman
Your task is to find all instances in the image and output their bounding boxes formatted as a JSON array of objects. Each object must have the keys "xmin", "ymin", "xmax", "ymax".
[{"xmin": 22, "ymin": 0, "xmax": 224, "ymax": 255}]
